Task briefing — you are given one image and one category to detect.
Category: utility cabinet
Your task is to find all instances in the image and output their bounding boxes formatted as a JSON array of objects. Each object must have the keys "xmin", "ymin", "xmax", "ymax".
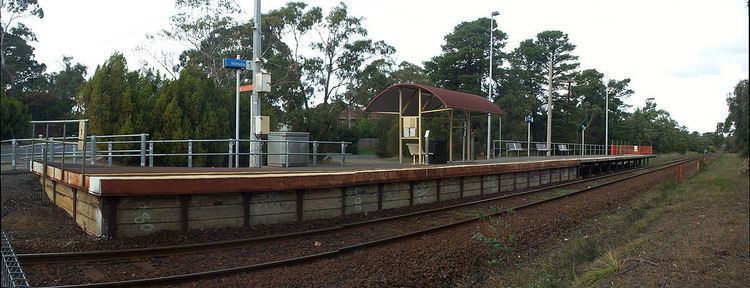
[{"xmin": 268, "ymin": 131, "xmax": 309, "ymax": 167}]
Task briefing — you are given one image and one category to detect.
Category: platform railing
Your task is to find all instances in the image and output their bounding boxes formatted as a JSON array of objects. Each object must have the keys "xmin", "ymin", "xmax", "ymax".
[
  {"xmin": 1, "ymin": 231, "xmax": 31, "ymax": 288},
  {"xmin": 491, "ymin": 139, "xmax": 610, "ymax": 158},
  {"xmin": 1, "ymin": 135, "xmax": 352, "ymax": 169}
]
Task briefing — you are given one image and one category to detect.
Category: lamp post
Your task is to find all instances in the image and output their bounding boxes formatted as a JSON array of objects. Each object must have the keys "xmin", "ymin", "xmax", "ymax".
[
  {"xmin": 604, "ymin": 75, "xmax": 609, "ymax": 155},
  {"xmin": 487, "ymin": 11, "xmax": 499, "ymax": 160}
]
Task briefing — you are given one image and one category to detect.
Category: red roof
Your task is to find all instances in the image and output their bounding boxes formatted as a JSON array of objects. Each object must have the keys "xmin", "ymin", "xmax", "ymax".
[{"xmin": 365, "ymin": 83, "xmax": 503, "ymax": 115}]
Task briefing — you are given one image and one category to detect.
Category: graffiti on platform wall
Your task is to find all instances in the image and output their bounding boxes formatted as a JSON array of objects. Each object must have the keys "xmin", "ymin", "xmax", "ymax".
[
  {"xmin": 353, "ymin": 187, "xmax": 363, "ymax": 212},
  {"xmin": 134, "ymin": 202, "xmax": 155, "ymax": 232}
]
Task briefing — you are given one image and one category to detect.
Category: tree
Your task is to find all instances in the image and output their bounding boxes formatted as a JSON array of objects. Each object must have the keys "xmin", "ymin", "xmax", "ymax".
[
  {"xmin": 497, "ymin": 39, "xmax": 545, "ymax": 141},
  {"xmin": 0, "ymin": 92, "xmax": 30, "ymax": 139},
  {"xmin": 307, "ymin": 2, "xmax": 394, "ymax": 108},
  {"xmin": 724, "ymin": 79, "xmax": 749, "ymax": 157},
  {"xmin": 48, "ymin": 56, "xmax": 87, "ymax": 117},
  {"xmin": 1, "ymin": 0, "xmax": 44, "ymax": 94},
  {"xmin": 535, "ymin": 30, "xmax": 579, "ymax": 149},
  {"xmin": 425, "ymin": 17, "xmax": 507, "ymax": 96},
  {"xmin": 1, "ymin": 24, "xmax": 46, "ymax": 97},
  {"xmin": 149, "ymin": 0, "xmax": 242, "ymax": 81},
  {"xmin": 388, "ymin": 61, "xmax": 430, "ymax": 85},
  {"xmin": 78, "ymin": 53, "xmax": 131, "ymax": 135}
]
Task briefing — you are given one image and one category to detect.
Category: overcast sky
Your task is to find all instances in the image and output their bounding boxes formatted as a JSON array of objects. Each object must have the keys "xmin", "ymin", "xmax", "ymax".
[{"xmin": 22, "ymin": 0, "xmax": 749, "ymax": 133}]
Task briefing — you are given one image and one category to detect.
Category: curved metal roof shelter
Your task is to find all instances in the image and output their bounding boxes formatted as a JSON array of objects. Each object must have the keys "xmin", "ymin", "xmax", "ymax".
[{"xmin": 365, "ymin": 83, "xmax": 503, "ymax": 115}]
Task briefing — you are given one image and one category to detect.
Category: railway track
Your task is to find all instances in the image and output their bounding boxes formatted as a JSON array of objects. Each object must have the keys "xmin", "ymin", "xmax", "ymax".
[{"xmin": 24, "ymin": 156, "xmax": 702, "ymax": 287}]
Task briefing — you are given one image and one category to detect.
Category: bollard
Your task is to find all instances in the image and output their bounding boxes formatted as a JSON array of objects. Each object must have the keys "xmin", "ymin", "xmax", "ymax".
[
  {"xmin": 188, "ymin": 140, "xmax": 193, "ymax": 168},
  {"xmin": 11, "ymin": 139, "xmax": 17, "ymax": 170},
  {"xmin": 90, "ymin": 136, "xmax": 97, "ymax": 165},
  {"xmin": 312, "ymin": 141, "xmax": 318, "ymax": 166},
  {"xmin": 340, "ymin": 142, "xmax": 346, "ymax": 166},
  {"xmin": 148, "ymin": 142, "xmax": 154, "ymax": 167},
  {"xmin": 140, "ymin": 133, "xmax": 147, "ymax": 167},
  {"xmin": 284, "ymin": 140, "xmax": 289, "ymax": 167},
  {"xmin": 108, "ymin": 142, "xmax": 113, "ymax": 166}
]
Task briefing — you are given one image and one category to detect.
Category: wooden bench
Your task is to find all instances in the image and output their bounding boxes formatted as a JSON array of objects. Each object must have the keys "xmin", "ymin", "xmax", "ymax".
[
  {"xmin": 535, "ymin": 143, "xmax": 550, "ymax": 156},
  {"xmin": 557, "ymin": 144, "xmax": 571, "ymax": 155},
  {"xmin": 506, "ymin": 142, "xmax": 523, "ymax": 157}
]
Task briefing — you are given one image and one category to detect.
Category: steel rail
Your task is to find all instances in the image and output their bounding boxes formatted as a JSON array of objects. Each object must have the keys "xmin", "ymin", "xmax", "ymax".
[
  {"xmin": 34, "ymin": 156, "xmax": 701, "ymax": 288},
  {"xmin": 19, "ymin": 157, "xmax": 686, "ymax": 264}
]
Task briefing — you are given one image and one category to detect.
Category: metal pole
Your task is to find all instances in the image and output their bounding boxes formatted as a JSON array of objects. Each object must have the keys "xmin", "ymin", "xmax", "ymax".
[
  {"xmin": 235, "ymin": 55, "xmax": 241, "ymax": 167},
  {"xmin": 42, "ymin": 140, "xmax": 47, "ymax": 199},
  {"xmin": 90, "ymin": 136, "xmax": 96, "ymax": 165},
  {"xmin": 250, "ymin": 0, "xmax": 262, "ymax": 168},
  {"xmin": 582, "ymin": 127, "xmax": 586, "ymax": 155},
  {"xmin": 188, "ymin": 140, "xmax": 193, "ymax": 168},
  {"xmin": 228, "ymin": 140, "xmax": 233, "ymax": 168},
  {"xmin": 108, "ymin": 142, "xmax": 113, "ymax": 166},
  {"xmin": 30, "ymin": 123, "xmax": 35, "ymax": 166},
  {"xmin": 498, "ymin": 117, "xmax": 502, "ymax": 158},
  {"xmin": 461, "ymin": 121, "xmax": 466, "ymax": 161},
  {"xmin": 425, "ymin": 133, "xmax": 430, "ymax": 165},
  {"xmin": 140, "ymin": 133, "xmax": 146, "ymax": 167},
  {"xmin": 11, "ymin": 139, "xmax": 17, "ymax": 169},
  {"xmin": 312, "ymin": 141, "xmax": 318, "ymax": 166},
  {"xmin": 605, "ymin": 76, "xmax": 609, "ymax": 155},
  {"xmin": 284, "ymin": 140, "xmax": 289, "ymax": 167},
  {"xmin": 340, "ymin": 142, "xmax": 346, "ymax": 166},
  {"xmin": 149, "ymin": 142, "xmax": 154, "ymax": 167},
  {"xmin": 487, "ymin": 11, "xmax": 498, "ymax": 160},
  {"xmin": 61, "ymin": 125, "xmax": 66, "ymax": 170},
  {"xmin": 527, "ymin": 121, "xmax": 531, "ymax": 157},
  {"xmin": 546, "ymin": 57, "xmax": 553, "ymax": 156}
]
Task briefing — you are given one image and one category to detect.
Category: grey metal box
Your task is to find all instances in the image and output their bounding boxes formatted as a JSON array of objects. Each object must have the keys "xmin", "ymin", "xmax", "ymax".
[{"xmin": 268, "ymin": 132, "xmax": 309, "ymax": 167}]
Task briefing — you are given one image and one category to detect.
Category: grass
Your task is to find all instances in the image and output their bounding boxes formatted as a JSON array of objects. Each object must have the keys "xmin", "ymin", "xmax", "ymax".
[
  {"xmin": 576, "ymin": 251, "xmax": 624, "ymax": 287},
  {"xmin": 479, "ymin": 153, "xmax": 749, "ymax": 287}
]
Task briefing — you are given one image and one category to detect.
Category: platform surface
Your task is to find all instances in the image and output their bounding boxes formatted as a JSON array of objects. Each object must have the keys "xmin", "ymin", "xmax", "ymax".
[{"xmin": 33, "ymin": 154, "xmax": 652, "ymax": 197}]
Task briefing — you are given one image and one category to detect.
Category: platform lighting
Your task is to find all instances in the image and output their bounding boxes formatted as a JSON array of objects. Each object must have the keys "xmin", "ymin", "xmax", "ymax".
[{"xmin": 487, "ymin": 11, "xmax": 499, "ymax": 160}]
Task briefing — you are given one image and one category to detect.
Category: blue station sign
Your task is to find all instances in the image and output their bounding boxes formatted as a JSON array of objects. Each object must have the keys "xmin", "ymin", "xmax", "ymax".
[{"xmin": 223, "ymin": 58, "xmax": 250, "ymax": 70}]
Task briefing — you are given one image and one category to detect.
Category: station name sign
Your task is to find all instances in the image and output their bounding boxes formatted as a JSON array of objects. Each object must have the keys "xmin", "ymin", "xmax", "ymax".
[{"xmin": 223, "ymin": 58, "xmax": 251, "ymax": 70}]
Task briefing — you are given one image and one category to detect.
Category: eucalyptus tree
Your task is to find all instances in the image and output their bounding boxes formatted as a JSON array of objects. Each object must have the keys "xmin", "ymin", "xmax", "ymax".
[{"xmin": 535, "ymin": 30, "xmax": 579, "ymax": 152}]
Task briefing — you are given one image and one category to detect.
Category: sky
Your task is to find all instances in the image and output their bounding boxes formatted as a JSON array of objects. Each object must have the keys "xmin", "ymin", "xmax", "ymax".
[{"xmin": 19, "ymin": 0, "xmax": 750, "ymax": 133}]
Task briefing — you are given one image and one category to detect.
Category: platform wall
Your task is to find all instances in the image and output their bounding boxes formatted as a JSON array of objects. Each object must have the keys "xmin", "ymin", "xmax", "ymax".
[{"xmin": 42, "ymin": 165, "xmax": 587, "ymax": 238}]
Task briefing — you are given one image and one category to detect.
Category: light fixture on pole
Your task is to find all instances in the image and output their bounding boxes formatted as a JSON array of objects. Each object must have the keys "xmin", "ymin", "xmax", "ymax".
[{"xmin": 487, "ymin": 10, "xmax": 499, "ymax": 160}]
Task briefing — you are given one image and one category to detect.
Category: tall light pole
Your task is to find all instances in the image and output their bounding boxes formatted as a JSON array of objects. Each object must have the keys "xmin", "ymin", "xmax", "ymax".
[
  {"xmin": 250, "ymin": 0, "xmax": 262, "ymax": 167},
  {"xmin": 546, "ymin": 56, "xmax": 553, "ymax": 156},
  {"xmin": 487, "ymin": 11, "xmax": 499, "ymax": 160},
  {"xmin": 604, "ymin": 75, "xmax": 609, "ymax": 155}
]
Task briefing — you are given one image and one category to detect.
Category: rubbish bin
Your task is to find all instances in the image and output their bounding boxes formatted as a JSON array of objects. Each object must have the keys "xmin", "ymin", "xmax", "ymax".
[{"xmin": 430, "ymin": 140, "xmax": 448, "ymax": 164}]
